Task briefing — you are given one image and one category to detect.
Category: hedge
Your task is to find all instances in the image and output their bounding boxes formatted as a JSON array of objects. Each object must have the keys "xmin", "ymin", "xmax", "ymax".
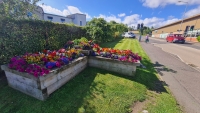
[{"xmin": 0, "ymin": 18, "xmax": 87, "ymax": 65}]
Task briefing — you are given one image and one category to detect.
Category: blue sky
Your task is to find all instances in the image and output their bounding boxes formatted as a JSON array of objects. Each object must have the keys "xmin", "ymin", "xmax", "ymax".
[{"xmin": 38, "ymin": 0, "xmax": 200, "ymax": 28}]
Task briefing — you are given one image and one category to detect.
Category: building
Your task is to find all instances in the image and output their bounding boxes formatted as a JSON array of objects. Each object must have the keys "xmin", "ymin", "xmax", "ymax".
[
  {"xmin": 152, "ymin": 14, "xmax": 200, "ymax": 42},
  {"xmin": 35, "ymin": 6, "xmax": 86, "ymax": 26},
  {"xmin": 34, "ymin": 6, "xmax": 44, "ymax": 20},
  {"xmin": 0, "ymin": 1, "xmax": 86, "ymax": 26}
]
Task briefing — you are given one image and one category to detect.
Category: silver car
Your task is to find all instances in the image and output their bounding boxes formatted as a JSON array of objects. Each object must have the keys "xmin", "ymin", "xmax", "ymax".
[{"xmin": 124, "ymin": 32, "xmax": 135, "ymax": 38}]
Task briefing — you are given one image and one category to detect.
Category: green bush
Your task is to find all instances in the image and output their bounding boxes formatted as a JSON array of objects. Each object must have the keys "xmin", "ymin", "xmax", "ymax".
[
  {"xmin": 197, "ymin": 36, "xmax": 200, "ymax": 42},
  {"xmin": 0, "ymin": 18, "xmax": 87, "ymax": 65}
]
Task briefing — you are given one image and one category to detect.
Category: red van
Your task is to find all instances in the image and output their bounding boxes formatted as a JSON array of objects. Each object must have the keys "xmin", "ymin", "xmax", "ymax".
[{"xmin": 166, "ymin": 34, "xmax": 185, "ymax": 44}]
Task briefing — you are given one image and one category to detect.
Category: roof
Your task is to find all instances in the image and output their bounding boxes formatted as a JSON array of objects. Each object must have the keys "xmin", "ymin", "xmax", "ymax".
[
  {"xmin": 44, "ymin": 13, "xmax": 86, "ymax": 19},
  {"xmin": 44, "ymin": 13, "xmax": 71, "ymax": 19},
  {"xmin": 153, "ymin": 14, "xmax": 200, "ymax": 30}
]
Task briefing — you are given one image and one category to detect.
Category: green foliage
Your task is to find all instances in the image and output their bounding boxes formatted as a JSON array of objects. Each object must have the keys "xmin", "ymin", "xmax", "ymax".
[
  {"xmin": 197, "ymin": 36, "xmax": 200, "ymax": 42},
  {"xmin": 0, "ymin": 18, "xmax": 86, "ymax": 65},
  {"xmin": 86, "ymin": 18, "xmax": 128, "ymax": 43},
  {"xmin": 73, "ymin": 39, "xmax": 81, "ymax": 45},
  {"xmin": 80, "ymin": 37, "xmax": 88, "ymax": 42},
  {"xmin": 0, "ymin": 0, "xmax": 40, "ymax": 19}
]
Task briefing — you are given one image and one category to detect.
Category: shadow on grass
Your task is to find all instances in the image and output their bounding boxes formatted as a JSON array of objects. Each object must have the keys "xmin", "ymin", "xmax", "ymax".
[
  {"xmin": 134, "ymin": 59, "xmax": 168, "ymax": 93},
  {"xmin": 110, "ymin": 58, "xmax": 169, "ymax": 94},
  {"xmin": 0, "ymin": 67, "xmax": 107, "ymax": 113}
]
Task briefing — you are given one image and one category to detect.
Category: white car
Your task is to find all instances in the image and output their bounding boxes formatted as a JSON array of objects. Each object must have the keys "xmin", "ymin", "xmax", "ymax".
[{"xmin": 124, "ymin": 32, "xmax": 135, "ymax": 38}]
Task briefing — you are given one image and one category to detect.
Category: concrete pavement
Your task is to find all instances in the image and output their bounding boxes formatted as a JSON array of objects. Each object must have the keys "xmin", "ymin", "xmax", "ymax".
[{"xmin": 139, "ymin": 38, "xmax": 200, "ymax": 113}]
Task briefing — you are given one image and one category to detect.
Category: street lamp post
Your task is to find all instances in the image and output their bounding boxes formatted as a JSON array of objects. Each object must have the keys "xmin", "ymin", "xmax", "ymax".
[{"xmin": 178, "ymin": 1, "xmax": 188, "ymax": 34}]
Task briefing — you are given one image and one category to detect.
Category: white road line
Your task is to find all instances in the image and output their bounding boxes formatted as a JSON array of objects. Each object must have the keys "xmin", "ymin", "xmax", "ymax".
[{"xmin": 154, "ymin": 45, "xmax": 200, "ymax": 72}]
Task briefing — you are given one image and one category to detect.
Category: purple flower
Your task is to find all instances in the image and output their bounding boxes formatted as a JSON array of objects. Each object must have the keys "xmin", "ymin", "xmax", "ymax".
[
  {"xmin": 40, "ymin": 71, "xmax": 45, "ymax": 76},
  {"xmin": 44, "ymin": 69, "xmax": 49, "ymax": 74},
  {"xmin": 10, "ymin": 57, "xmax": 17, "ymax": 62},
  {"xmin": 55, "ymin": 61, "xmax": 61, "ymax": 67},
  {"xmin": 33, "ymin": 72, "xmax": 38, "ymax": 77}
]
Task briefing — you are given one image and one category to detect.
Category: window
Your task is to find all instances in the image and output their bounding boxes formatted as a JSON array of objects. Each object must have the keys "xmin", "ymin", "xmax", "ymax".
[
  {"xmin": 184, "ymin": 26, "xmax": 190, "ymax": 32},
  {"xmin": 190, "ymin": 26, "xmax": 194, "ymax": 31},
  {"xmin": 61, "ymin": 19, "xmax": 65, "ymax": 23},
  {"xmin": 47, "ymin": 16, "xmax": 53, "ymax": 21},
  {"xmin": 27, "ymin": 12, "xmax": 32, "ymax": 18},
  {"xmin": 80, "ymin": 21, "xmax": 82, "ymax": 26}
]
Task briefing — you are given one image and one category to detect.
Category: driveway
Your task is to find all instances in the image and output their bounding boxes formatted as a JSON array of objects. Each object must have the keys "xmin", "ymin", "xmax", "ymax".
[{"xmin": 139, "ymin": 37, "xmax": 200, "ymax": 113}]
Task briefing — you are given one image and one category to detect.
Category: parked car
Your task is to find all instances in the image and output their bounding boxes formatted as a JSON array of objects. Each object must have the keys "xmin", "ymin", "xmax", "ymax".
[
  {"xmin": 166, "ymin": 34, "xmax": 185, "ymax": 44},
  {"xmin": 124, "ymin": 32, "xmax": 136, "ymax": 38}
]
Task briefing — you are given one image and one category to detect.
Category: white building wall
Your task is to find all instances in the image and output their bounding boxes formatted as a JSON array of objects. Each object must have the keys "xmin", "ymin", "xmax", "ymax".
[
  {"xmin": 71, "ymin": 14, "xmax": 86, "ymax": 26},
  {"xmin": 43, "ymin": 13, "xmax": 73, "ymax": 24}
]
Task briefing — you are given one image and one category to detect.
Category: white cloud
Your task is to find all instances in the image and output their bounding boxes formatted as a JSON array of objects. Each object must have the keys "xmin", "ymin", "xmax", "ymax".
[
  {"xmin": 141, "ymin": 0, "xmax": 200, "ymax": 8},
  {"xmin": 185, "ymin": 6, "xmax": 200, "ymax": 17},
  {"xmin": 67, "ymin": 6, "xmax": 82, "ymax": 14},
  {"xmin": 123, "ymin": 14, "xmax": 141, "ymax": 25},
  {"xmin": 118, "ymin": 13, "xmax": 126, "ymax": 17},
  {"xmin": 96, "ymin": 13, "xmax": 179, "ymax": 28},
  {"xmin": 97, "ymin": 14, "xmax": 122, "ymax": 23},
  {"xmin": 39, "ymin": 4, "xmax": 91, "ymax": 19}
]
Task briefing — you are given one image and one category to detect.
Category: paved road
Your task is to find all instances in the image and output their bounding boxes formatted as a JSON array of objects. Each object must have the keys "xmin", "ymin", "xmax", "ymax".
[
  {"xmin": 139, "ymin": 37, "xmax": 200, "ymax": 113},
  {"xmin": 147, "ymin": 37, "xmax": 200, "ymax": 71},
  {"xmin": 150, "ymin": 37, "xmax": 200, "ymax": 50}
]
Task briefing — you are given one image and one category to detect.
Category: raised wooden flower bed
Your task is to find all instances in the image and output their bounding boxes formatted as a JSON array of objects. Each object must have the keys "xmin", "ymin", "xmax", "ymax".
[
  {"xmin": 1, "ymin": 56, "xmax": 88, "ymax": 100},
  {"xmin": 1, "ymin": 39, "xmax": 142, "ymax": 101},
  {"xmin": 88, "ymin": 56, "xmax": 140, "ymax": 76}
]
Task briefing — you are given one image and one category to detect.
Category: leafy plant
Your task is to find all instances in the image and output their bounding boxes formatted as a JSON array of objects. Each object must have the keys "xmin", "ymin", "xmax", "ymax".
[
  {"xmin": 197, "ymin": 36, "xmax": 200, "ymax": 42},
  {"xmin": 73, "ymin": 39, "xmax": 81, "ymax": 45},
  {"xmin": 80, "ymin": 37, "xmax": 88, "ymax": 42}
]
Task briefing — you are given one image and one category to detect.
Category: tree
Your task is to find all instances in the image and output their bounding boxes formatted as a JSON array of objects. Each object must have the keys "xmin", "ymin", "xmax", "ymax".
[
  {"xmin": 109, "ymin": 21, "xmax": 128, "ymax": 38},
  {"xmin": 0, "ymin": 0, "xmax": 40, "ymax": 19},
  {"xmin": 86, "ymin": 19, "xmax": 128, "ymax": 42},
  {"xmin": 142, "ymin": 26, "xmax": 152, "ymax": 35},
  {"xmin": 86, "ymin": 18, "xmax": 111, "ymax": 43}
]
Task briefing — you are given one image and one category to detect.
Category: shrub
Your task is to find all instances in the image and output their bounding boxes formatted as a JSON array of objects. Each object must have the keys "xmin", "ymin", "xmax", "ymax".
[{"xmin": 197, "ymin": 36, "xmax": 200, "ymax": 42}]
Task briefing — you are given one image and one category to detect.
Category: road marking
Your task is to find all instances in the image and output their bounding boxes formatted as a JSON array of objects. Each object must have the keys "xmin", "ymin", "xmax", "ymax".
[{"xmin": 153, "ymin": 45, "xmax": 200, "ymax": 72}]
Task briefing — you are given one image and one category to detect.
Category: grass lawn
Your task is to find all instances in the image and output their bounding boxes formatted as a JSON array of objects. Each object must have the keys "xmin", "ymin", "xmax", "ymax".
[{"xmin": 0, "ymin": 38, "xmax": 182, "ymax": 113}]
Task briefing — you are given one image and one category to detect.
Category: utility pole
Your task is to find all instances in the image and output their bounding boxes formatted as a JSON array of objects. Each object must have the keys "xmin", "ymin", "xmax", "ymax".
[
  {"xmin": 139, "ymin": 23, "xmax": 144, "ymax": 42},
  {"xmin": 178, "ymin": 1, "xmax": 188, "ymax": 33}
]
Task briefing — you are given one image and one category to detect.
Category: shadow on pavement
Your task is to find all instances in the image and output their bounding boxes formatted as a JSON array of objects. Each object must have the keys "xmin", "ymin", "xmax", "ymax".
[{"xmin": 153, "ymin": 61, "xmax": 177, "ymax": 76}]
